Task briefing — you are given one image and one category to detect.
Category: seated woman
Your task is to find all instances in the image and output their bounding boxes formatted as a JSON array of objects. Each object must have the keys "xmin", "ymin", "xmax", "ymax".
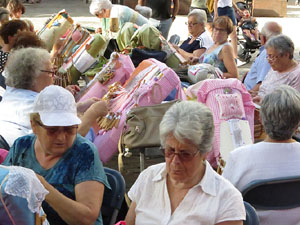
[
  {"xmin": 0, "ymin": 47, "xmax": 107, "ymax": 149},
  {"xmin": 172, "ymin": 9, "xmax": 213, "ymax": 59},
  {"xmin": 223, "ymin": 85, "xmax": 300, "ymax": 225},
  {"xmin": 2, "ymin": 85, "xmax": 110, "ymax": 225},
  {"xmin": 254, "ymin": 35, "xmax": 300, "ymax": 102},
  {"xmin": 199, "ymin": 16, "xmax": 238, "ymax": 78},
  {"xmin": 89, "ymin": 0, "xmax": 148, "ymax": 31},
  {"xmin": 125, "ymin": 101, "xmax": 245, "ymax": 225}
]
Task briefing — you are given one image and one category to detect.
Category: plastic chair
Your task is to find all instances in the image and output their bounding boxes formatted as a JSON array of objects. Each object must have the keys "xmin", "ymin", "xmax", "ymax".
[
  {"xmin": 101, "ymin": 167, "xmax": 126, "ymax": 225},
  {"xmin": 243, "ymin": 201, "xmax": 259, "ymax": 225},
  {"xmin": 242, "ymin": 176, "xmax": 300, "ymax": 210}
]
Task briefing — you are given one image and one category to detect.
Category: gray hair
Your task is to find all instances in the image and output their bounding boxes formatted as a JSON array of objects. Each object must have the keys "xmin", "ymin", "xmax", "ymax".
[
  {"xmin": 188, "ymin": 9, "xmax": 207, "ymax": 24},
  {"xmin": 265, "ymin": 34, "xmax": 294, "ymax": 59},
  {"xmin": 89, "ymin": 0, "xmax": 112, "ymax": 16},
  {"xmin": 261, "ymin": 85, "xmax": 300, "ymax": 141},
  {"xmin": 5, "ymin": 47, "xmax": 51, "ymax": 89},
  {"xmin": 160, "ymin": 101, "xmax": 214, "ymax": 154},
  {"xmin": 260, "ymin": 21, "xmax": 282, "ymax": 40}
]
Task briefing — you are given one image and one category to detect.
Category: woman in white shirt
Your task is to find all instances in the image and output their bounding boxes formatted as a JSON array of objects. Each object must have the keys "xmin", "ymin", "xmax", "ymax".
[
  {"xmin": 223, "ymin": 85, "xmax": 300, "ymax": 225},
  {"xmin": 125, "ymin": 101, "xmax": 245, "ymax": 225}
]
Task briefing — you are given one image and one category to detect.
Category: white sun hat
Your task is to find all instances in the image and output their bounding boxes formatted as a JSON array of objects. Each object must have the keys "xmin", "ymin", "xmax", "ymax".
[{"xmin": 32, "ymin": 85, "xmax": 81, "ymax": 126}]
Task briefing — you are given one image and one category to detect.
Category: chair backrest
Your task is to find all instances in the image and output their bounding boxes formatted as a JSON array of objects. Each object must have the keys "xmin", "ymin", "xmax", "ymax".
[
  {"xmin": 242, "ymin": 176, "xmax": 300, "ymax": 210},
  {"xmin": 101, "ymin": 167, "xmax": 126, "ymax": 225},
  {"xmin": 243, "ymin": 201, "xmax": 259, "ymax": 225}
]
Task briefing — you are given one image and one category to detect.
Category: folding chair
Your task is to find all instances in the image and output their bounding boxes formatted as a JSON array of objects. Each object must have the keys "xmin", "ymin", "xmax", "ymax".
[
  {"xmin": 242, "ymin": 176, "xmax": 300, "ymax": 210},
  {"xmin": 101, "ymin": 167, "xmax": 126, "ymax": 225},
  {"xmin": 243, "ymin": 201, "xmax": 259, "ymax": 225}
]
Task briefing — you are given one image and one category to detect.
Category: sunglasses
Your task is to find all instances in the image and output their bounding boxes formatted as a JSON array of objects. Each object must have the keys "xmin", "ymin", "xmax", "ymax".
[
  {"xmin": 36, "ymin": 121, "xmax": 78, "ymax": 136},
  {"xmin": 160, "ymin": 147, "xmax": 199, "ymax": 161}
]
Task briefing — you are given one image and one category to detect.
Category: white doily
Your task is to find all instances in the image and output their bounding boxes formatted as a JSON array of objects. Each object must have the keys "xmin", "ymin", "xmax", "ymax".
[{"xmin": 3, "ymin": 166, "xmax": 49, "ymax": 213}]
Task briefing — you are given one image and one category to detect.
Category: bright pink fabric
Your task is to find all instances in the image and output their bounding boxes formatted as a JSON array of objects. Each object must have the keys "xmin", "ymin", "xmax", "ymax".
[
  {"xmin": 197, "ymin": 78, "xmax": 255, "ymax": 168},
  {"xmin": 0, "ymin": 149, "xmax": 8, "ymax": 164},
  {"xmin": 78, "ymin": 54, "xmax": 135, "ymax": 102},
  {"xmin": 94, "ymin": 58, "xmax": 185, "ymax": 163}
]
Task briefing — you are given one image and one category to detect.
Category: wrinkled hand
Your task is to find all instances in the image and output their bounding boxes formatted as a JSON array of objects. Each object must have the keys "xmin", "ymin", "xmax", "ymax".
[
  {"xmin": 84, "ymin": 100, "xmax": 108, "ymax": 120},
  {"xmin": 65, "ymin": 85, "xmax": 80, "ymax": 96},
  {"xmin": 96, "ymin": 27, "xmax": 102, "ymax": 34},
  {"xmin": 172, "ymin": 44, "xmax": 180, "ymax": 51},
  {"xmin": 252, "ymin": 95, "xmax": 262, "ymax": 104},
  {"xmin": 249, "ymin": 90, "xmax": 258, "ymax": 98},
  {"xmin": 77, "ymin": 97, "xmax": 101, "ymax": 114},
  {"xmin": 188, "ymin": 56, "xmax": 199, "ymax": 65}
]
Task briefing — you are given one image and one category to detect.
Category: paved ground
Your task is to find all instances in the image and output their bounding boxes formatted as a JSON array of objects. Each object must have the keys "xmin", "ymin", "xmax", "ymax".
[{"xmin": 21, "ymin": 0, "xmax": 300, "ymax": 189}]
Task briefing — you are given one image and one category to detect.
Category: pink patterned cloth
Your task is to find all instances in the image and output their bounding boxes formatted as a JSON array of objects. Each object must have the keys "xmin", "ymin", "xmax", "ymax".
[
  {"xmin": 197, "ymin": 78, "xmax": 255, "ymax": 168},
  {"xmin": 0, "ymin": 148, "xmax": 8, "ymax": 164}
]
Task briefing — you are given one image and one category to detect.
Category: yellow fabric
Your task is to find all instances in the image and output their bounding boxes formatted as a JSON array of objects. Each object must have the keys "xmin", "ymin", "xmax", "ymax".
[{"xmin": 207, "ymin": 0, "xmax": 214, "ymax": 13}]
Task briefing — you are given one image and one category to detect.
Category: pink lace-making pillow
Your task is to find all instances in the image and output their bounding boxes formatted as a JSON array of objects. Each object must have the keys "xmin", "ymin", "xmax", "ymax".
[{"xmin": 216, "ymin": 93, "xmax": 246, "ymax": 120}]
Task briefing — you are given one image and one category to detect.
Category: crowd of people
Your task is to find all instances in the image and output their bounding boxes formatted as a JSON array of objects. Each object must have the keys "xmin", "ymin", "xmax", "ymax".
[{"xmin": 0, "ymin": 0, "xmax": 299, "ymax": 224}]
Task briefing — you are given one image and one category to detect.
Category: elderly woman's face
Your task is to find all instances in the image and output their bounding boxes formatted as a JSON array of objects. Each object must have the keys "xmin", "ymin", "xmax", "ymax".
[
  {"xmin": 187, "ymin": 15, "xmax": 203, "ymax": 36},
  {"xmin": 164, "ymin": 134, "xmax": 206, "ymax": 184},
  {"xmin": 266, "ymin": 47, "xmax": 289, "ymax": 72},
  {"xmin": 32, "ymin": 121, "xmax": 77, "ymax": 156},
  {"xmin": 212, "ymin": 24, "xmax": 228, "ymax": 44}
]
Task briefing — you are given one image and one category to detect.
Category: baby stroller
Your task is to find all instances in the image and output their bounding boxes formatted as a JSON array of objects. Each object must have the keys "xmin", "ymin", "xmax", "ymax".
[{"xmin": 236, "ymin": 1, "xmax": 261, "ymax": 63}]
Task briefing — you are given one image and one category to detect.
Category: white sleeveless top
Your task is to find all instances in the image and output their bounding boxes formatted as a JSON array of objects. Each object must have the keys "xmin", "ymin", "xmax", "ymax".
[{"xmin": 218, "ymin": 0, "xmax": 232, "ymax": 8}]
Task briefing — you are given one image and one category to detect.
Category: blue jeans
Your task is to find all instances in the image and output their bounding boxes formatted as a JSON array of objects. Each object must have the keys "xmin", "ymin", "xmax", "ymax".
[
  {"xmin": 149, "ymin": 17, "xmax": 173, "ymax": 39},
  {"xmin": 218, "ymin": 6, "xmax": 237, "ymax": 25}
]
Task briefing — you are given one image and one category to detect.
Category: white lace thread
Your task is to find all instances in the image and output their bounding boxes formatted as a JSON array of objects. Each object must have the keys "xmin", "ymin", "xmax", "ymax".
[{"xmin": 3, "ymin": 166, "xmax": 49, "ymax": 213}]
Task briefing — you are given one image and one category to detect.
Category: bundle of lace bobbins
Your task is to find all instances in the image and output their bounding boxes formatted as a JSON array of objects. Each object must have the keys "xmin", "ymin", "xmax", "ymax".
[{"xmin": 97, "ymin": 82, "xmax": 124, "ymax": 131}]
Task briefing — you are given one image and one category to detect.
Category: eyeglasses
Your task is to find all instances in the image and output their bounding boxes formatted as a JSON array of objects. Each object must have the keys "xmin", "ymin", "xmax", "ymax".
[
  {"xmin": 36, "ymin": 121, "xmax": 78, "ymax": 136},
  {"xmin": 40, "ymin": 70, "xmax": 56, "ymax": 78},
  {"xmin": 213, "ymin": 27, "xmax": 227, "ymax": 33},
  {"xmin": 266, "ymin": 53, "xmax": 283, "ymax": 61},
  {"xmin": 160, "ymin": 147, "xmax": 199, "ymax": 162},
  {"xmin": 185, "ymin": 22, "xmax": 199, "ymax": 27}
]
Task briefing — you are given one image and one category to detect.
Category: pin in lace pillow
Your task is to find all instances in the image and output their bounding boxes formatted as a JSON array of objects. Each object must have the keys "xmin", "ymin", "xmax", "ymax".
[{"xmin": 216, "ymin": 93, "xmax": 246, "ymax": 120}]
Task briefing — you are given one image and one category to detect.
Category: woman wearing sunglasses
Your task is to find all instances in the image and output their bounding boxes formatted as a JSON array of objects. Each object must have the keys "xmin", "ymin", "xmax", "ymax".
[
  {"xmin": 3, "ymin": 85, "xmax": 110, "ymax": 225},
  {"xmin": 125, "ymin": 101, "xmax": 245, "ymax": 225}
]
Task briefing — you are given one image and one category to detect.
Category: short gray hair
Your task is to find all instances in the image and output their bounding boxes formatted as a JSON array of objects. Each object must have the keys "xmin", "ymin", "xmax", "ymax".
[
  {"xmin": 261, "ymin": 85, "xmax": 300, "ymax": 141},
  {"xmin": 188, "ymin": 9, "xmax": 207, "ymax": 24},
  {"xmin": 260, "ymin": 21, "xmax": 282, "ymax": 40},
  {"xmin": 265, "ymin": 34, "xmax": 294, "ymax": 59},
  {"xmin": 5, "ymin": 47, "xmax": 51, "ymax": 89},
  {"xmin": 89, "ymin": 0, "xmax": 112, "ymax": 16},
  {"xmin": 160, "ymin": 101, "xmax": 214, "ymax": 154}
]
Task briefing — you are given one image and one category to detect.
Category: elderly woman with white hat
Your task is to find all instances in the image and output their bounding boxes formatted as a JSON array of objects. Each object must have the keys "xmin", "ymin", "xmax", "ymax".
[{"xmin": 2, "ymin": 85, "xmax": 110, "ymax": 225}]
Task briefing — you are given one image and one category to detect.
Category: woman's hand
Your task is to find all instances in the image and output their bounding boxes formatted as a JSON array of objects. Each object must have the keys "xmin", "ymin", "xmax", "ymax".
[
  {"xmin": 84, "ymin": 100, "xmax": 108, "ymax": 120},
  {"xmin": 188, "ymin": 56, "xmax": 200, "ymax": 65},
  {"xmin": 77, "ymin": 100, "xmax": 108, "ymax": 136},
  {"xmin": 77, "ymin": 97, "xmax": 101, "ymax": 114},
  {"xmin": 65, "ymin": 85, "xmax": 80, "ymax": 96}
]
